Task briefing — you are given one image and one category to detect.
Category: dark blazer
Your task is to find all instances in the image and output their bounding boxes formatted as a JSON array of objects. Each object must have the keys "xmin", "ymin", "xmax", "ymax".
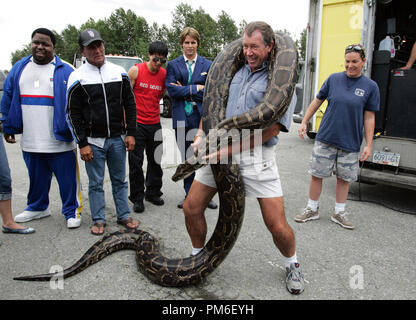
[{"xmin": 165, "ymin": 55, "xmax": 212, "ymax": 128}]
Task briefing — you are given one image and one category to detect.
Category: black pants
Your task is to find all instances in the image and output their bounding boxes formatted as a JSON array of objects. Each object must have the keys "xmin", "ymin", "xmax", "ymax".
[{"xmin": 128, "ymin": 122, "xmax": 163, "ymax": 203}]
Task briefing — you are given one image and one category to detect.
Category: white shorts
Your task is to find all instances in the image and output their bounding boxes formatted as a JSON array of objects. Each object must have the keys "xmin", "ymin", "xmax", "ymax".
[{"xmin": 194, "ymin": 146, "xmax": 283, "ymax": 198}]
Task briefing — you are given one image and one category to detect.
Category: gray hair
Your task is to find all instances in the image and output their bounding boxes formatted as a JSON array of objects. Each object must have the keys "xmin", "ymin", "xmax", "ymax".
[{"xmin": 244, "ymin": 21, "xmax": 275, "ymax": 47}]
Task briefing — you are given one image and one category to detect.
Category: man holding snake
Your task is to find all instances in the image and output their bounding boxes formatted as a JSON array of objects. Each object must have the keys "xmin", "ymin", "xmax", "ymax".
[{"xmin": 182, "ymin": 21, "xmax": 304, "ymax": 295}]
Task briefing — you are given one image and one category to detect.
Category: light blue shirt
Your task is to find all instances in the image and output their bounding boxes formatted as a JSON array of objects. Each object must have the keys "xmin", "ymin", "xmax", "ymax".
[{"xmin": 225, "ymin": 62, "xmax": 296, "ymax": 147}]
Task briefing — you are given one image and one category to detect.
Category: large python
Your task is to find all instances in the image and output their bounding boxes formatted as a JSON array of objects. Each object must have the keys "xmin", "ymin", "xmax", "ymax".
[{"xmin": 13, "ymin": 31, "xmax": 298, "ymax": 286}]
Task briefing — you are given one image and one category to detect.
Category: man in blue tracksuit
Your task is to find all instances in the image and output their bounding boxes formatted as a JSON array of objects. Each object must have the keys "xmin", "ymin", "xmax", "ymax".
[{"xmin": 0, "ymin": 28, "xmax": 83, "ymax": 229}]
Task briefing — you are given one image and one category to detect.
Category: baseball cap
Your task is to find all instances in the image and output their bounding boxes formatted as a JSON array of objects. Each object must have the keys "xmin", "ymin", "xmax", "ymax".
[{"xmin": 79, "ymin": 28, "xmax": 104, "ymax": 47}]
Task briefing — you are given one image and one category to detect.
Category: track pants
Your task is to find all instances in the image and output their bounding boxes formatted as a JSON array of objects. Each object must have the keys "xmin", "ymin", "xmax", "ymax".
[{"xmin": 22, "ymin": 150, "xmax": 82, "ymax": 220}]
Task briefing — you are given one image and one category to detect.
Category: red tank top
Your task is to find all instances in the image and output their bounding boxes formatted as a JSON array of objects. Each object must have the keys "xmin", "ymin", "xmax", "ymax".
[{"xmin": 133, "ymin": 62, "xmax": 166, "ymax": 124}]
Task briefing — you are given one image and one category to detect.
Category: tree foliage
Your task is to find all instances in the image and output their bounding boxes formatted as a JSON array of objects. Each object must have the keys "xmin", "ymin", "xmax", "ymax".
[
  {"xmin": 296, "ymin": 28, "xmax": 307, "ymax": 60},
  {"xmin": 8, "ymin": 3, "xmax": 304, "ymax": 68}
]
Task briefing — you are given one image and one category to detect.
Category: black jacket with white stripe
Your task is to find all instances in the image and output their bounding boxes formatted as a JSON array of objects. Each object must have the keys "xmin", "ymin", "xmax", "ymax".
[{"xmin": 66, "ymin": 59, "xmax": 136, "ymax": 148}]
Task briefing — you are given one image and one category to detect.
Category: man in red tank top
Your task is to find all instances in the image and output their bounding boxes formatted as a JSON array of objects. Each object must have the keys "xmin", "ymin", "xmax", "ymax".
[{"xmin": 127, "ymin": 41, "xmax": 168, "ymax": 213}]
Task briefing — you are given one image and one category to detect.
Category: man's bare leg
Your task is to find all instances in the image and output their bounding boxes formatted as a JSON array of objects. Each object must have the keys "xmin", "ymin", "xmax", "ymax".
[{"xmin": 182, "ymin": 180, "xmax": 217, "ymax": 249}]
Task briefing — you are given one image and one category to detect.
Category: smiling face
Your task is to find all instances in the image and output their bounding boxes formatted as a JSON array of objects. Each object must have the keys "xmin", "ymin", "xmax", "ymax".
[
  {"xmin": 345, "ymin": 52, "xmax": 366, "ymax": 78},
  {"xmin": 31, "ymin": 33, "xmax": 54, "ymax": 65},
  {"xmin": 81, "ymin": 40, "xmax": 105, "ymax": 68},
  {"xmin": 243, "ymin": 30, "xmax": 273, "ymax": 72}
]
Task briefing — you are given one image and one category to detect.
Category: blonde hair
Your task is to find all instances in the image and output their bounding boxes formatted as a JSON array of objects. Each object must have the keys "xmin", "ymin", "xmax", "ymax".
[{"xmin": 180, "ymin": 27, "xmax": 200, "ymax": 46}]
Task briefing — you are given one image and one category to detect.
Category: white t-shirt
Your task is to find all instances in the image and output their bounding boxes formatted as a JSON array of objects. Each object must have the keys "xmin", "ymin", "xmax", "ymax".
[{"xmin": 19, "ymin": 58, "xmax": 75, "ymax": 153}]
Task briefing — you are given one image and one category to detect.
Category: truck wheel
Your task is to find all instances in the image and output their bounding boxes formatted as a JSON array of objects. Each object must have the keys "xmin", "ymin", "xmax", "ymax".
[
  {"xmin": 161, "ymin": 96, "xmax": 172, "ymax": 118},
  {"xmin": 306, "ymin": 130, "xmax": 316, "ymax": 139},
  {"xmin": 306, "ymin": 122, "xmax": 316, "ymax": 139}
]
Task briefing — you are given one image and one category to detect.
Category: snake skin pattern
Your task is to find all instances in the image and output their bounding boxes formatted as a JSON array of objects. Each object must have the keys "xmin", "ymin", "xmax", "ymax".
[{"xmin": 14, "ymin": 32, "xmax": 297, "ymax": 286}]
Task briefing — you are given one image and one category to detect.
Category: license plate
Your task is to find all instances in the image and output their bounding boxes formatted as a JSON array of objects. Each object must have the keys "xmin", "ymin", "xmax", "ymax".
[{"xmin": 372, "ymin": 151, "xmax": 400, "ymax": 167}]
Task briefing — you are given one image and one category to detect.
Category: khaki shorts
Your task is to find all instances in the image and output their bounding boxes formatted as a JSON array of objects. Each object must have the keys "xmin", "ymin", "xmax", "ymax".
[
  {"xmin": 309, "ymin": 141, "xmax": 359, "ymax": 182},
  {"xmin": 195, "ymin": 146, "xmax": 283, "ymax": 198}
]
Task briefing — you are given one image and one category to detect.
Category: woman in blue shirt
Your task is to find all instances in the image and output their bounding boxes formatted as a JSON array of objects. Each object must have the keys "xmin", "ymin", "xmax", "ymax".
[{"xmin": 296, "ymin": 44, "xmax": 380, "ymax": 230}]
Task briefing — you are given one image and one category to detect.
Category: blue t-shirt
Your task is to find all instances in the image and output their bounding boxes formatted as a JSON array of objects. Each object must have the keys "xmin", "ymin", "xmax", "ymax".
[{"xmin": 316, "ymin": 72, "xmax": 380, "ymax": 152}]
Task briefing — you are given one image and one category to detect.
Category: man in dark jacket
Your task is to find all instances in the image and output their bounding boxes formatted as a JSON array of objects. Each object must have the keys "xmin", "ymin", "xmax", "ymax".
[
  {"xmin": 66, "ymin": 28, "xmax": 138, "ymax": 235},
  {"xmin": 0, "ymin": 28, "xmax": 82, "ymax": 229}
]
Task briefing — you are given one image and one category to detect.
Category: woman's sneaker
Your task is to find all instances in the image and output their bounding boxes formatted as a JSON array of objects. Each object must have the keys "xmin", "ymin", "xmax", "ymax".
[
  {"xmin": 295, "ymin": 207, "xmax": 319, "ymax": 223},
  {"xmin": 331, "ymin": 211, "xmax": 354, "ymax": 229},
  {"xmin": 285, "ymin": 263, "xmax": 305, "ymax": 295}
]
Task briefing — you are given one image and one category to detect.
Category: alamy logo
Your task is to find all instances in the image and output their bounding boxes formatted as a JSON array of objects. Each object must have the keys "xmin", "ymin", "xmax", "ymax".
[{"xmin": 355, "ymin": 88, "xmax": 365, "ymax": 97}]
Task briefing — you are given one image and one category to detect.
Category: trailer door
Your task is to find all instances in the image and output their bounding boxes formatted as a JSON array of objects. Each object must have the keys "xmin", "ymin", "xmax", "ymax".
[{"xmin": 312, "ymin": 0, "xmax": 364, "ymax": 133}]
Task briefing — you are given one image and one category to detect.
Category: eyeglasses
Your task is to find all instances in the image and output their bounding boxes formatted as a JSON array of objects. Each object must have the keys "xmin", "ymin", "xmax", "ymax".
[
  {"xmin": 152, "ymin": 57, "xmax": 167, "ymax": 64},
  {"xmin": 346, "ymin": 45, "xmax": 363, "ymax": 51}
]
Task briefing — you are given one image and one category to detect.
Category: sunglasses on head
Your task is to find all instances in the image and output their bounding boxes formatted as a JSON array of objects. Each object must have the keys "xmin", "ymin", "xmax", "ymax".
[
  {"xmin": 152, "ymin": 57, "xmax": 167, "ymax": 64},
  {"xmin": 345, "ymin": 45, "xmax": 365, "ymax": 59},
  {"xmin": 346, "ymin": 45, "xmax": 363, "ymax": 51}
]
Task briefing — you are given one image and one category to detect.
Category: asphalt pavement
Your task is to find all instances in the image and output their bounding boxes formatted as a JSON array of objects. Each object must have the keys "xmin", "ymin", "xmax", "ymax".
[{"xmin": 0, "ymin": 117, "xmax": 415, "ymax": 302}]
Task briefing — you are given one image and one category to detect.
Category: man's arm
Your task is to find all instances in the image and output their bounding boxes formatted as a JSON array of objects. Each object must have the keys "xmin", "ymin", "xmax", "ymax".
[
  {"xmin": 127, "ymin": 65, "xmax": 138, "ymax": 88},
  {"xmin": 189, "ymin": 60, "xmax": 212, "ymax": 103},
  {"xmin": 66, "ymin": 79, "xmax": 89, "ymax": 148},
  {"xmin": 165, "ymin": 61, "xmax": 199, "ymax": 101},
  {"xmin": 1, "ymin": 72, "xmax": 16, "ymax": 143},
  {"xmin": 66, "ymin": 77, "xmax": 94, "ymax": 162},
  {"xmin": 121, "ymin": 73, "xmax": 137, "ymax": 139},
  {"xmin": 193, "ymin": 121, "xmax": 283, "ymax": 163}
]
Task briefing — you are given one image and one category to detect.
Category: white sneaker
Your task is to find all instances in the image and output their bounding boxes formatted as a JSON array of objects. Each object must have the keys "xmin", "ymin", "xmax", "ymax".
[
  {"xmin": 67, "ymin": 216, "xmax": 82, "ymax": 229},
  {"xmin": 14, "ymin": 209, "xmax": 51, "ymax": 223}
]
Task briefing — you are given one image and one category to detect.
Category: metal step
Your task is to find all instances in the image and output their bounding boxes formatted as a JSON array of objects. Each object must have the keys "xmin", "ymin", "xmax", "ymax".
[{"xmin": 358, "ymin": 167, "xmax": 416, "ymax": 190}]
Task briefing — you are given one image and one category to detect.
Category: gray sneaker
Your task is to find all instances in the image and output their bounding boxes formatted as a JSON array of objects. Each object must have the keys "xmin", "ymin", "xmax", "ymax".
[
  {"xmin": 295, "ymin": 207, "xmax": 319, "ymax": 223},
  {"xmin": 285, "ymin": 263, "xmax": 305, "ymax": 295},
  {"xmin": 331, "ymin": 211, "xmax": 354, "ymax": 229}
]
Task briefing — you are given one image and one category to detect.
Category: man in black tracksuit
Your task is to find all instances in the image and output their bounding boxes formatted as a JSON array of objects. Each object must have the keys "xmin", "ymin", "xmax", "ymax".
[{"xmin": 66, "ymin": 28, "xmax": 139, "ymax": 235}]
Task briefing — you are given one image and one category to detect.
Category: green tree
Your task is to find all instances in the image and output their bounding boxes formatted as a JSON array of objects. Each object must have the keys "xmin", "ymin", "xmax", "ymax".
[
  {"xmin": 238, "ymin": 20, "xmax": 248, "ymax": 35},
  {"xmin": 296, "ymin": 28, "xmax": 307, "ymax": 60},
  {"xmin": 216, "ymin": 11, "xmax": 239, "ymax": 49},
  {"xmin": 105, "ymin": 8, "xmax": 150, "ymax": 58},
  {"xmin": 55, "ymin": 24, "xmax": 79, "ymax": 64},
  {"xmin": 168, "ymin": 4, "xmax": 222, "ymax": 59},
  {"xmin": 8, "ymin": 5, "xmax": 305, "ymax": 67},
  {"xmin": 11, "ymin": 43, "xmax": 31, "ymax": 65},
  {"xmin": 191, "ymin": 7, "xmax": 218, "ymax": 59},
  {"xmin": 169, "ymin": 3, "xmax": 195, "ymax": 58}
]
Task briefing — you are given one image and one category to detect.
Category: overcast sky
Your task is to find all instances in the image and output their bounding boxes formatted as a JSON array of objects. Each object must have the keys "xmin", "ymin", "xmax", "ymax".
[{"xmin": 0, "ymin": 0, "xmax": 309, "ymax": 71}]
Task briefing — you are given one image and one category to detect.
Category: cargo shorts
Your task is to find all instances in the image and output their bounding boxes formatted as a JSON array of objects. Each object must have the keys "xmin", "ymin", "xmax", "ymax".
[{"xmin": 308, "ymin": 141, "xmax": 359, "ymax": 182}]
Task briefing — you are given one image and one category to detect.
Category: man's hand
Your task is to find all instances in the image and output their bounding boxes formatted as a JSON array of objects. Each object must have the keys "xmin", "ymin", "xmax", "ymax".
[
  {"xmin": 80, "ymin": 145, "xmax": 93, "ymax": 162},
  {"xmin": 125, "ymin": 136, "xmax": 135, "ymax": 151},
  {"xmin": 191, "ymin": 134, "xmax": 203, "ymax": 155},
  {"xmin": 169, "ymin": 81, "xmax": 182, "ymax": 87},
  {"xmin": 4, "ymin": 134, "xmax": 16, "ymax": 144}
]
